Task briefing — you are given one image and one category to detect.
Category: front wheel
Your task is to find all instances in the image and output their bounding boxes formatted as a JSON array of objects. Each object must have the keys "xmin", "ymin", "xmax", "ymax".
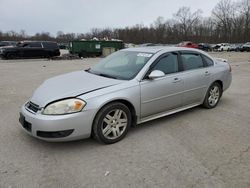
[
  {"xmin": 203, "ymin": 82, "xmax": 222, "ymax": 109},
  {"xmin": 92, "ymin": 102, "xmax": 131, "ymax": 144},
  {"xmin": 6, "ymin": 53, "xmax": 16, "ymax": 59}
]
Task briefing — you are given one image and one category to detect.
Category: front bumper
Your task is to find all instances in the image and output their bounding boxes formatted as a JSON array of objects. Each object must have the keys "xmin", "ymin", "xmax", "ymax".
[{"xmin": 20, "ymin": 105, "xmax": 96, "ymax": 141}]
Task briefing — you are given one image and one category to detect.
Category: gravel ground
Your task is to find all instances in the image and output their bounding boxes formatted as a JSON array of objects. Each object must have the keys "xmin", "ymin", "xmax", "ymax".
[{"xmin": 0, "ymin": 52, "xmax": 249, "ymax": 188}]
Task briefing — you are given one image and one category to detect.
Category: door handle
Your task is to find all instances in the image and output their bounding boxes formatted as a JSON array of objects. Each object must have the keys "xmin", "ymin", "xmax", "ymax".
[
  {"xmin": 173, "ymin": 77, "xmax": 182, "ymax": 83},
  {"xmin": 205, "ymin": 71, "xmax": 211, "ymax": 76}
]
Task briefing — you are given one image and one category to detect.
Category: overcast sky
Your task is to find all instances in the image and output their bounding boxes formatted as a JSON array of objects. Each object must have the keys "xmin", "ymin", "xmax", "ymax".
[{"xmin": 0, "ymin": 0, "xmax": 221, "ymax": 36}]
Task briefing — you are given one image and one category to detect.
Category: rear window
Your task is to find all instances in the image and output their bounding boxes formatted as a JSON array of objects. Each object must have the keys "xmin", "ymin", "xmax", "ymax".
[
  {"xmin": 42, "ymin": 42, "xmax": 59, "ymax": 49},
  {"xmin": 202, "ymin": 55, "xmax": 214, "ymax": 67},
  {"xmin": 181, "ymin": 53, "xmax": 204, "ymax": 70}
]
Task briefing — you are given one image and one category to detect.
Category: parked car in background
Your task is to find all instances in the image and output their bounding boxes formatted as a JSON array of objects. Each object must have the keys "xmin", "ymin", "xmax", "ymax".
[
  {"xmin": 58, "ymin": 43, "xmax": 69, "ymax": 49},
  {"xmin": 198, "ymin": 43, "xmax": 212, "ymax": 51},
  {"xmin": 19, "ymin": 47, "xmax": 232, "ymax": 144},
  {"xmin": 218, "ymin": 43, "xmax": 230, "ymax": 51},
  {"xmin": 239, "ymin": 42, "xmax": 250, "ymax": 52},
  {"xmin": 140, "ymin": 43, "xmax": 156, "ymax": 47},
  {"xmin": 212, "ymin": 44, "xmax": 221, "ymax": 51},
  {"xmin": 177, "ymin": 41, "xmax": 199, "ymax": 49},
  {"xmin": 124, "ymin": 43, "xmax": 136, "ymax": 48},
  {"xmin": 0, "ymin": 41, "xmax": 17, "ymax": 47},
  {"xmin": 227, "ymin": 44, "xmax": 241, "ymax": 52},
  {"xmin": 0, "ymin": 41, "xmax": 60, "ymax": 59}
]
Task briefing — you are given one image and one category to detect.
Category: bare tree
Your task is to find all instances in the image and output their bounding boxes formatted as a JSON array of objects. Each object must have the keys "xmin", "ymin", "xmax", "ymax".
[
  {"xmin": 212, "ymin": 0, "xmax": 235, "ymax": 42},
  {"xmin": 238, "ymin": 0, "xmax": 250, "ymax": 41},
  {"xmin": 174, "ymin": 7, "xmax": 202, "ymax": 40}
]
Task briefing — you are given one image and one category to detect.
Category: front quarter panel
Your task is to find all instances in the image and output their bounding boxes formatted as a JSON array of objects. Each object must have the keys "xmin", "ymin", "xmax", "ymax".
[{"xmin": 78, "ymin": 80, "xmax": 141, "ymax": 123}]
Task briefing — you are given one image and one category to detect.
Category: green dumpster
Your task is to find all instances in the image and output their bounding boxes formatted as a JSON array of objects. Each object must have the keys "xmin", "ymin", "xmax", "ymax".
[{"xmin": 69, "ymin": 40, "xmax": 124, "ymax": 57}]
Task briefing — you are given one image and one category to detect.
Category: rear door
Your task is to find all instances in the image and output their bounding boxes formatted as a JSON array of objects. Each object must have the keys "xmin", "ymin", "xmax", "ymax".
[
  {"xmin": 140, "ymin": 52, "xmax": 184, "ymax": 118},
  {"xmin": 179, "ymin": 51, "xmax": 211, "ymax": 106},
  {"xmin": 21, "ymin": 42, "xmax": 43, "ymax": 58},
  {"xmin": 29, "ymin": 42, "xmax": 43, "ymax": 57},
  {"xmin": 42, "ymin": 42, "xmax": 60, "ymax": 57}
]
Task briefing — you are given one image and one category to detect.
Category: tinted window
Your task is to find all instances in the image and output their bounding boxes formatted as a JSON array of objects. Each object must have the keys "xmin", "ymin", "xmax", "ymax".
[
  {"xmin": 0, "ymin": 42, "xmax": 11, "ymax": 46},
  {"xmin": 29, "ymin": 42, "xmax": 42, "ymax": 47},
  {"xmin": 181, "ymin": 53, "xmax": 204, "ymax": 70},
  {"xmin": 42, "ymin": 42, "xmax": 59, "ymax": 49},
  {"xmin": 202, "ymin": 55, "xmax": 214, "ymax": 66},
  {"xmin": 153, "ymin": 53, "xmax": 178, "ymax": 74},
  {"xmin": 22, "ymin": 43, "xmax": 30, "ymax": 48}
]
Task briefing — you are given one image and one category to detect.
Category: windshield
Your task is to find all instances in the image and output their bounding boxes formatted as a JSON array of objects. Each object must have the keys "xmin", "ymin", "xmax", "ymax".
[{"xmin": 88, "ymin": 51, "xmax": 153, "ymax": 80}]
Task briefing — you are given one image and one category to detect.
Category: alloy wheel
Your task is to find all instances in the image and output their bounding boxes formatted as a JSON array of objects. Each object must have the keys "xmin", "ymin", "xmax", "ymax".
[
  {"xmin": 208, "ymin": 85, "xmax": 220, "ymax": 106},
  {"xmin": 101, "ymin": 109, "xmax": 128, "ymax": 140}
]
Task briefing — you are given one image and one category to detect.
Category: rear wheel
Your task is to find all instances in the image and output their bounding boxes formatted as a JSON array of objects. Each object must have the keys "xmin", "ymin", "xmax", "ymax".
[
  {"xmin": 203, "ymin": 82, "xmax": 222, "ymax": 109},
  {"xmin": 45, "ymin": 54, "xmax": 52, "ymax": 59},
  {"xmin": 92, "ymin": 102, "xmax": 131, "ymax": 144}
]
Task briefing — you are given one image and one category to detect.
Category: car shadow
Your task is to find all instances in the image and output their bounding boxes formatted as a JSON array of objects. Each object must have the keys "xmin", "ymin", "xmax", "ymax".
[{"xmin": 20, "ymin": 101, "xmax": 227, "ymax": 150}]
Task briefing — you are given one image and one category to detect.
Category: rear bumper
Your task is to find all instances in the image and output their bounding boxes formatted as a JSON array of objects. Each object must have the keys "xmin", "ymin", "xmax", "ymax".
[
  {"xmin": 223, "ymin": 72, "xmax": 232, "ymax": 92},
  {"xmin": 20, "ymin": 105, "xmax": 96, "ymax": 141}
]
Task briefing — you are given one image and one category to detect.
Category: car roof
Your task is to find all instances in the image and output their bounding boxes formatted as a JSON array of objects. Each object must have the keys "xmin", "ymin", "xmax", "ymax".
[
  {"xmin": 122, "ymin": 46, "xmax": 204, "ymax": 54},
  {"xmin": 18, "ymin": 41, "xmax": 56, "ymax": 43}
]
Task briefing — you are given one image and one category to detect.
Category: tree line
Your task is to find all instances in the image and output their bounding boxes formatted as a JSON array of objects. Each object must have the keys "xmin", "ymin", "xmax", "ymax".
[{"xmin": 0, "ymin": 0, "xmax": 249, "ymax": 44}]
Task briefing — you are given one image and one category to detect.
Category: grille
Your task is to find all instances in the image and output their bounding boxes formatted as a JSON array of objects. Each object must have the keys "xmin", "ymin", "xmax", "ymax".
[{"xmin": 26, "ymin": 101, "xmax": 40, "ymax": 113}]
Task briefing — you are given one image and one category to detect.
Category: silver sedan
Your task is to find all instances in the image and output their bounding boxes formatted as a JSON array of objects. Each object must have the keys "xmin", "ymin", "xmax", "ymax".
[{"xmin": 19, "ymin": 47, "xmax": 232, "ymax": 144}]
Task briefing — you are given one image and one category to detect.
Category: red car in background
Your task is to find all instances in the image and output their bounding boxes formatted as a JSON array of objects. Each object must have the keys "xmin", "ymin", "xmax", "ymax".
[{"xmin": 177, "ymin": 41, "xmax": 199, "ymax": 49}]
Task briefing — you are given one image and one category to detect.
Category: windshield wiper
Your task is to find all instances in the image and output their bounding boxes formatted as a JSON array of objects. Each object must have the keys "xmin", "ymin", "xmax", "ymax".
[
  {"xmin": 85, "ymin": 68, "xmax": 90, "ymax": 71},
  {"xmin": 85, "ymin": 69, "xmax": 118, "ymax": 79},
  {"xmin": 85, "ymin": 68, "xmax": 97, "ymax": 75},
  {"xmin": 99, "ymin": 73, "xmax": 118, "ymax": 79}
]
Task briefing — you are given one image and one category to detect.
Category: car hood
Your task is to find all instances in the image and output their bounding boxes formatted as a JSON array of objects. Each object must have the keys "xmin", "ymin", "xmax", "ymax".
[{"xmin": 30, "ymin": 70, "xmax": 123, "ymax": 107}]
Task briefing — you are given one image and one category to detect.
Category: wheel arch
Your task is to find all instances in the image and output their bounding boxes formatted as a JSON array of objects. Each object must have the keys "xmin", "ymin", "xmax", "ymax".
[
  {"xmin": 91, "ymin": 99, "xmax": 137, "ymax": 131},
  {"xmin": 214, "ymin": 80, "xmax": 223, "ymax": 91}
]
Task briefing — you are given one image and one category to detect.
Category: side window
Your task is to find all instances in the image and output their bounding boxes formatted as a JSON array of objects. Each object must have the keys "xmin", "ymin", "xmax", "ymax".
[
  {"xmin": 153, "ymin": 53, "xmax": 178, "ymax": 74},
  {"xmin": 22, "ymin": 43, "xmax": 30, "ymax": 48},
  {"xmin": 42, "ymin": 42, "xmax": 58, "ymax": 49},
  {"xmin": 181, "ymin": 53, "xmax": 204, "ymax": 71},
  {"xmin": 29, "ymin": 42, "xmax": 42, "ymax": 48},
  {"xmin": 202, "ymin": 55, "xmax": 214, "ymax": 67}
]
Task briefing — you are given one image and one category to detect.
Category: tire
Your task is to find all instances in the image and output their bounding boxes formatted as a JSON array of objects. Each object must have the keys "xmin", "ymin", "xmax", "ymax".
[
  {"xmin": 203, "ymin": 82, "xmax": 222, "ymax": 109},
  {"xmin": 92, "ymin": 102, "xmax": 132, "ymax": 144},
  {"xmin": 6, "ymin": 53, "xmax": 16, "ymax": 59},
  {"xmin": 46, "ymin": 54, "xmax": 52, "ymax": 59}
]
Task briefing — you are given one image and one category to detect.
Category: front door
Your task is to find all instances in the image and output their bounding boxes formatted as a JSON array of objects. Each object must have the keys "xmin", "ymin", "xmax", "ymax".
[{"xmin": 140, "ymin": 53, "xmax": 184, "ymax": 118}]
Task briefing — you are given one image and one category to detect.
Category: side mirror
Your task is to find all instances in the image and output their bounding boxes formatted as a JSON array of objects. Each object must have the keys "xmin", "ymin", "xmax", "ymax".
[{"xmin": 148, "ymin": 70, "xmax": 165, "ymax": 79}]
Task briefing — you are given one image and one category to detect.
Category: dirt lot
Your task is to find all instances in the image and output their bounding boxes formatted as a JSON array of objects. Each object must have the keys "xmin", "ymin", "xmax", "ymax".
[{"xmin": 0, "ymin": 52, "xmax": 249, "ymax": 188}]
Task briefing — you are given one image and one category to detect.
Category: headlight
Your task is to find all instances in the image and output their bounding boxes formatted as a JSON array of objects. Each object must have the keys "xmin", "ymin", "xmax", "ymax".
[{"xmin": 42, "ymin": 98, "xmax": 86, "ymax": 115}]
